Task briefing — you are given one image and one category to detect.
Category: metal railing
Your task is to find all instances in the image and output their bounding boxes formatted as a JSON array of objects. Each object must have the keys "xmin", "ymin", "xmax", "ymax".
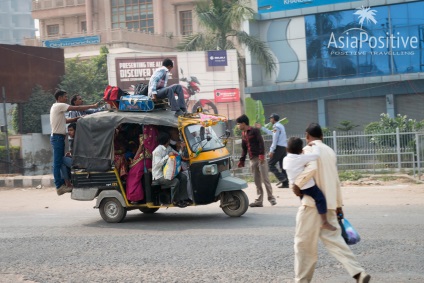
[{"xmin": 228, "ymin": 128, "xmax": 424, "ymax": 179}]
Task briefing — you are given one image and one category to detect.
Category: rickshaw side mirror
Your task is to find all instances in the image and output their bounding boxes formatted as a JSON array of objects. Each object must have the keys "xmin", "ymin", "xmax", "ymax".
[{"xmin": 225, "ymin": 129, "xmax": 231, "ymax": 138}]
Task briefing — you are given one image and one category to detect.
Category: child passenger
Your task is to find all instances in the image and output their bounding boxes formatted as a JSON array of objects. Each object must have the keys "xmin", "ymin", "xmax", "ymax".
[{"xmin": 283, "ymin": 137, "xmax": 337, "ymax": 231}]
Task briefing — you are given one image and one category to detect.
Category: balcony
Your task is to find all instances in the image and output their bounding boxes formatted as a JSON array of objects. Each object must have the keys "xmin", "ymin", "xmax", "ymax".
[
  {"xmin": 32, "ymin": 0, "xmax": 86, "ymax": 10},
  {"xmin": 32, "ymin": 0, "xmax": 86, "ymax": 19}
]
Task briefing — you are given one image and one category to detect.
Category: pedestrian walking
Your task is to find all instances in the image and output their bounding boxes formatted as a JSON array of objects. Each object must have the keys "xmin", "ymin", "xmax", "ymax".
[
  {"xmin": 237, "ymin": 114, "xmax": 276, "ymax": 207},
  {"xmin": 256, "ymin": 113, "xmax": 288, "ymax": 188},
  {"xmin": 291, "ymin": 123, "xmax": 370, "ymax": 283}
]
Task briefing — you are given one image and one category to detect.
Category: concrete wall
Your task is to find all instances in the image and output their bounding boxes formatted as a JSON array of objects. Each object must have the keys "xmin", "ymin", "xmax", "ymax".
[{"xmin": 8, "ymin": 133, "xmax": 53, "ymax": 176}]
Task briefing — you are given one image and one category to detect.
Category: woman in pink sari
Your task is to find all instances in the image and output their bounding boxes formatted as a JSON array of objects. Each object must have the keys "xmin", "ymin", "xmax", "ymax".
[{"xmin": 126, "ymin": 125, "xmax": 158, "ymax": 202}]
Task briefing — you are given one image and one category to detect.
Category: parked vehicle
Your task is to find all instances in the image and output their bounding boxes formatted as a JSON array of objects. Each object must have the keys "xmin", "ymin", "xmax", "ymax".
[
  {"xmin": 71, "ymin": 110, "xmax": 248, "ymax": 223},
  {"xmin": 179, "ymin": 68, "xmax": 218, "ymax": 114}
]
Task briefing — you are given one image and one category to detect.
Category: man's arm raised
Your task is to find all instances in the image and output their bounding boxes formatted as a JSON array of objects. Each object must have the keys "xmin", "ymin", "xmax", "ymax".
[{"xmin": 66, "ymin": 102, "xmax": 99, "ymax": 123}]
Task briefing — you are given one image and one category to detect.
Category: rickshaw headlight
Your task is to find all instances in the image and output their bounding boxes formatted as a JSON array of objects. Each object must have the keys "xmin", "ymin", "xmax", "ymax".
[{"xmin": 202, "ymin": 164, "xmax": 218, "ymax": 175}]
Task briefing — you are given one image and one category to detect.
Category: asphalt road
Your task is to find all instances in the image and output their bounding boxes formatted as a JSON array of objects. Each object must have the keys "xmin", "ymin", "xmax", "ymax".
[{"xmin": 0, "ymin": 183, "xmax": 423, "ymax": 283}]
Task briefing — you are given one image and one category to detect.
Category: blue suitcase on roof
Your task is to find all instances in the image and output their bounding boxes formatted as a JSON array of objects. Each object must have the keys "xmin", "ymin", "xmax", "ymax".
[{"xmin": 118, "ymin": 95, "xmax": 154, "ymax": 112}]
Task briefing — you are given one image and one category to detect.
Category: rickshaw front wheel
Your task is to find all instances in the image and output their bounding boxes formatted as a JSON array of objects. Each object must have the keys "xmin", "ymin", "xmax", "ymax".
[
  {"xmin": 99, "ymin": 197, "xmax": 127, "ymax": 223},
  {"xmin": 221, "ymin": 190, "xmax": 249, "ymax": 217},
  {"xmin": 139, "ymin": 207, "xmax": 160, "ymax": 214}
]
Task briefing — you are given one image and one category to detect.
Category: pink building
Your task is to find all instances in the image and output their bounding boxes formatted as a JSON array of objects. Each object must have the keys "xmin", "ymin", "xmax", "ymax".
[{"xmin": 26, "ymin": 0, "xmax": 198, "ymax": 58}]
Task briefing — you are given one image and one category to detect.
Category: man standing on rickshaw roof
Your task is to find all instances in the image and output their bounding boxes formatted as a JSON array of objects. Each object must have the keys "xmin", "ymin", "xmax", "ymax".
[
  {"xmin": 50, "ymin": 89, "xmax": 99, "ymax": 196},
  {"xmin": 148, "ymin": 58, "xmax": 187, "ymax": 117}
]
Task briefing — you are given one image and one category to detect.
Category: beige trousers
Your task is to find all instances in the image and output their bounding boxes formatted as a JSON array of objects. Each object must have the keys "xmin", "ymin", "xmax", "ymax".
[
  {"xmin": 294, "ymin": 206, "xmax": 364, "ymax": 282},
  {"xmin": 250, "ymin": 157, "xmax": 275, "ymax": 203}
]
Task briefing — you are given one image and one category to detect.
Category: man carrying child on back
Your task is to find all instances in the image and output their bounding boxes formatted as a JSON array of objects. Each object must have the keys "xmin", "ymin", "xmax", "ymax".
[{"xmin": 283, "ymin": 137, "xmax": 336, "ymax": 231}]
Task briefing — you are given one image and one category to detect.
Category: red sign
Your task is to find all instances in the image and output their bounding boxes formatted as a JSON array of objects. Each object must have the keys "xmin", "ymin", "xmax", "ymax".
[{"xmin": 214, "ymin": 88, "xmax": 240, "ymax": 103}]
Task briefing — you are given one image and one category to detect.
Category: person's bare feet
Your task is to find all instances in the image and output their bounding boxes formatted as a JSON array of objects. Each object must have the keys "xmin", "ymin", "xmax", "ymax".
[{"xmin": 322, "ymin": 221, "xmax": 337, "ymax": 231}]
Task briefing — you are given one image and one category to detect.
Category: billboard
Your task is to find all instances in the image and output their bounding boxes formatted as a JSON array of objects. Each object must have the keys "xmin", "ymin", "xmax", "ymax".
[
  {"xmin": 43, "ymin": 35, "xmax": 100, "ymax": 48},
  {"xmin": 258, "ymin": 0, "xmax": 358, "ymax": 13},
  {"xmin": 108, "ymin": 50, "xmax": 242, "ymax": 120},
  {"xmin": 0, "ymin": 44, "xmax": 64, "ymax": 103},
  {"xmin": 115, "ymin": 56, "xmax": 178, "ymax": 90}
]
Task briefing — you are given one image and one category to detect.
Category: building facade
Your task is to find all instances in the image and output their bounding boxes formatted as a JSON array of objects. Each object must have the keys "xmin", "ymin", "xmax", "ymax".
[
  {"xmin": 0, "ymin": 0, "xmax": 36, "ymax": 44},
  {"xmin": 246, "ymin": 0, "xmax": 424, "ymax": 134},
  {"xmin": 26, "ymin": 0, "xmax": 198, "ymax": 58}
]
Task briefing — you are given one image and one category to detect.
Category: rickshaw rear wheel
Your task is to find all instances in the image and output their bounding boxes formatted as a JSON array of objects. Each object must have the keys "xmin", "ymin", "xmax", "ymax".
[
  {"xmin": 221, "ymin": 190, "xmax": 249, "ymax": 217},
  {"xmin": 139, "ymin": 207, "xmax": 160, "ymax": 214},
  {"xmin": 99, "ymin": 197, "xmax": 127, "ymax": 223}
]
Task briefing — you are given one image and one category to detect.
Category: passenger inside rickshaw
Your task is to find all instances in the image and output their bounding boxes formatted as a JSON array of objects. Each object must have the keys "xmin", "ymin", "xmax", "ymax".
[{"xmin": 115, "ymin": 123, "xmax": 191, "ymax": 205}]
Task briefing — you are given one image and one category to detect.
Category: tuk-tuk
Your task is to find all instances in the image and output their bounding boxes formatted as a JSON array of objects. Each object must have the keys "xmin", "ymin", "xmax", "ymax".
[{"xmin": 70, "ymin": 110, "xmax": 248, "ymax": 223}]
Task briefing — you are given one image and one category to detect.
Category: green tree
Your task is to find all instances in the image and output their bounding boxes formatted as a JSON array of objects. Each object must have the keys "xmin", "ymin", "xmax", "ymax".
[
  {"xmin": 58, "ymin": 46, "xmax": 109, "ymax": 104},
  {"xmin": 177, "ymin": 0, "xmax": 276, "ymax": 76},
  {"xmin": 11, "ymin": 85, "xmax": 54, "ymax": 134},
  {"xmin": 335, "ymin": 120, "xmax": 359, "ymax": 132},
  {"xmin": 365, "ymin": 113, "xmax": 424, "ymax": 148}
]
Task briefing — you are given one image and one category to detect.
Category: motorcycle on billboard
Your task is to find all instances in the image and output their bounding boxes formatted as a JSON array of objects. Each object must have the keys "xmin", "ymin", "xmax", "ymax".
[{"xmin": 179, "ymin": 68, "xmax": 218, "ymax": 114}]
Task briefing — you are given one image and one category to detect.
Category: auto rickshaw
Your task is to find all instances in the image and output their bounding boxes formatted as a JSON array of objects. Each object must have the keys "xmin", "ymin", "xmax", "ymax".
[{"xmin": 70, "ymin": 110, "xmax": 249, "ymax": 223}]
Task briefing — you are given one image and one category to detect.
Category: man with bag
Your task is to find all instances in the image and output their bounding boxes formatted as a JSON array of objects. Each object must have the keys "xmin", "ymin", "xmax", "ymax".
[
  {"xmin": 152, "ymin": 131, "xmax": 189, "ymax": 207},
  {"xmin": 291, "ymin": 123, "xmax": 370, "ymax": 283}
]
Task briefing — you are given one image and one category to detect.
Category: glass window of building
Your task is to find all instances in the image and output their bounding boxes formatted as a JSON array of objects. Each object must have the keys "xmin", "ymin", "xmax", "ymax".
[
  {"xmin": 111, "ymin": 0, "xmax": 154, "ymax": 33},
  {"xmin": 47, "ymin": 24, "xmax": 59, "ymax": 36},
  {"xmin": 180, "ymin": 11, "xmax": 193, "ymax": 35},
  {"xmin": 304, "ymin": 1, "xmax": 424, "ymax": 81},
  {"xmin": 81, "ymin": 21, "xmax": 87, "ymax": 33}
]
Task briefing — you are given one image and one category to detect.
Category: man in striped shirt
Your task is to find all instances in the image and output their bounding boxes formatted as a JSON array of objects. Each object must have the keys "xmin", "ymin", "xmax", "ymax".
[{"xmin": 148, "ymin": 58, "xmax": 187, "ymax": 117}]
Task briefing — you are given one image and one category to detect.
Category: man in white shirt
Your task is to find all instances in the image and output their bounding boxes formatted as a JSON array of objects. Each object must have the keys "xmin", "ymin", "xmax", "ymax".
[
  {"xmin": 50, "ymin": 89, "xmax": 98, "ymax": 196},
  {"xmin": 291, "ymin": 123, "xmax": 370, "ymax": 283},
  {"xmin": 152, "ymin": 131, "xmax": 189, "ymax": 207}
]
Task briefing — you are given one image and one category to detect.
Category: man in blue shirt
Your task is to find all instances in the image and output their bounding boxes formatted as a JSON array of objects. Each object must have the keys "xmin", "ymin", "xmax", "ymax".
[
  {"xmin": 257, "ymin": 113, "xmax": 289, "ymax": 188},
  {"xmin": 148, "ymin": 58, "xmax": 187, "ymax": 117}
]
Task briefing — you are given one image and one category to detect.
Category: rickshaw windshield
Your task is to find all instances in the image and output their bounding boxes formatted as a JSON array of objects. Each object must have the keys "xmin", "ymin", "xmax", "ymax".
[{"xmin": 184, "ymin": 124, "xmax": 224, "ymax": 152}]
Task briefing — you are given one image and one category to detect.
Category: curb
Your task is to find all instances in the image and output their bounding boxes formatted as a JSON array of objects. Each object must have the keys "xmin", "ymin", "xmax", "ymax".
[{"xmin": 0, "ymin": 175, "xmax": 55, "ymax": 188}]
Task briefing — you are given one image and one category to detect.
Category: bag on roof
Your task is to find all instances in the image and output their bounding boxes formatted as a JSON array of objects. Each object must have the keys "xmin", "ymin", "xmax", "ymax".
[
  {"xmin": 119, "ymin": 95, "xmax": 154, "ymax": 112},
  {"xmin": 103, "ymin": 85, "xmax": 126, "ymax": 108},
  {"xmin": 134, "ymin": 82, "xmax": 148, "ymax": 96}
]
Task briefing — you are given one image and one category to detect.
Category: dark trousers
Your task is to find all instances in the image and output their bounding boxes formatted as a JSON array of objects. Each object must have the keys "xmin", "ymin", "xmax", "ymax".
[
  {"xmin": 156, "ymin": 84, "xmax": 186, "ymax": 111},
  {"xmin": 268, "ymin": 145, "xmax": 287, "ymax": 183},
  {"xmin": 301, "ymin": 185, "xmax": 327, "ymax": 214}
]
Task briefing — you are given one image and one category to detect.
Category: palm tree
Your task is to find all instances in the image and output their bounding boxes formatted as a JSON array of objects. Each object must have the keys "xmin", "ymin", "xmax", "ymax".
[
  {"xmin": 354, "ymin": 6, "xmax": 377, "ymax": 29},
  {"xmin": 177, "ymin": 0, "xmax": 276, "ymax": 76}
]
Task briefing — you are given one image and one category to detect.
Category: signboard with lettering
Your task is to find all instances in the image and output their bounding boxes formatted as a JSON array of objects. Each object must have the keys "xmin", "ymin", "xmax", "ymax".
[
  {"xmin": 258, "ymin": 0, "xmax": 357, "ymax": 13},
  {"xmin": 43, "ymin": 35, "xmax": 100, "ymax": 48},
  {"xmin": 208, "ymin": 50, "xmax": 228, "ymax": 66},
  {"xmin": 115, "ymin": 56, "xmax": 178, "ymax": 90}
]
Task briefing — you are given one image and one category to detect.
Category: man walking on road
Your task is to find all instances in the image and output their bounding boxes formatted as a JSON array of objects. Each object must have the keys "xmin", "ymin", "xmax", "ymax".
[
  {"xmin": 237, "ymin": 114, "xmax": 276, "ymax": 207},
  {"xmin": 256, "ymin": 113, "xmax": 288, "ymax": 188},
  {"xmin": 50, "ymin": 89, "xmax": 99, "ymax": 196},
  {"xmin": 291, "ymin": 123, "xmax": 370, "ymax": 283}
]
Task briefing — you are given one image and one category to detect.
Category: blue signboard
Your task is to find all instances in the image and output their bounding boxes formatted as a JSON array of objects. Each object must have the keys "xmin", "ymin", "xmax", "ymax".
[
  {"xmin": 258, "ymin": 0, "xmax": 357, "ymax": 13},
  {"xmin": 43, "ymin": 35, "xmax": 100, "ymax": 48},
  {"xmin": 208, "ymin": 50, "xmax": 228, "ymax": 66}
]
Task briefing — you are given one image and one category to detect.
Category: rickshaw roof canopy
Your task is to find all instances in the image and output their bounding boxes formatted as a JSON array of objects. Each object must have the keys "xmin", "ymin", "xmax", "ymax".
[{"xmin": 73, "ymin": 110, "xmax": 178, "ymax": 171}]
